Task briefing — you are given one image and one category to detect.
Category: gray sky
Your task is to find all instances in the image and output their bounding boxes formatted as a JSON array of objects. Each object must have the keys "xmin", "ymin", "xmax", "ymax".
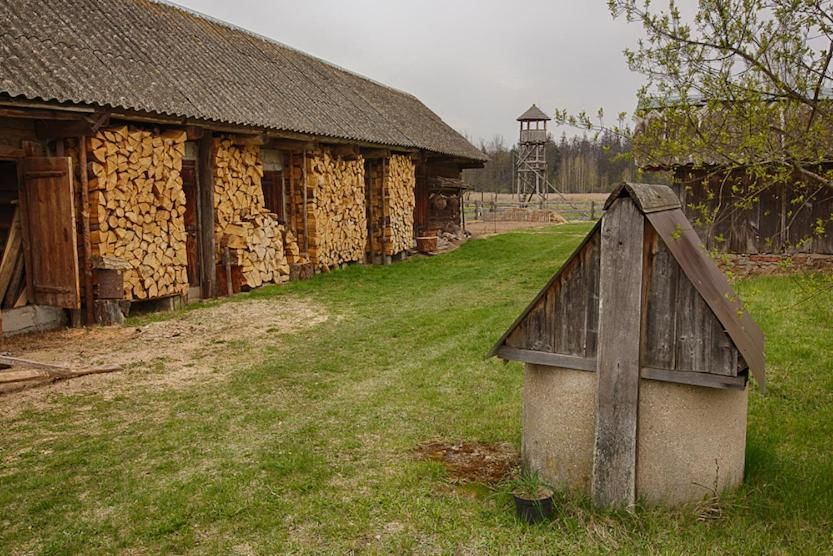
[{"xmin": 175, "ymin": 0, "xmax": 654, "ymax": 148}]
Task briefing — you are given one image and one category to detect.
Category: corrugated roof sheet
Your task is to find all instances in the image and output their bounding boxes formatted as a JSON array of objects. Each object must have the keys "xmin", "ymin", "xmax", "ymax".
[{"xmin": 0, "ymin": 0, "xmax": 487, "ymax": 162}]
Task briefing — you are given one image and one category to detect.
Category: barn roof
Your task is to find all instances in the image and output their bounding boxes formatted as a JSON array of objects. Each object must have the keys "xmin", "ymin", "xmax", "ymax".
[
  {"xmin": 517, "ymin": 104, "xmax": 551, "ymax": 121},
  {"xmin": 0, "ymin": 0, "xmax": 487, "ymax": 162},
  {"xmin": 490, "ymin": 182, "xmax": 765, "ymax": 390}
]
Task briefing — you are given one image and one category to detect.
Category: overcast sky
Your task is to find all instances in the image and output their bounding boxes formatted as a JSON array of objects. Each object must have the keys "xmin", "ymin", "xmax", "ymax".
[{"xmin": 174, "ymin": 0, "xmax": 663, "ymax": 148}]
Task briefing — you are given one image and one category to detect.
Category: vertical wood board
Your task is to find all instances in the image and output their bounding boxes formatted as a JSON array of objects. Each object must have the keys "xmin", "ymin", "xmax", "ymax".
[
  {"xmin": 21, "ymin": 157, "xmax": 80, "ymax": 308},
  {"xmin": 591, "ymin": 197, "xmax": 643, "ymax": 508}
]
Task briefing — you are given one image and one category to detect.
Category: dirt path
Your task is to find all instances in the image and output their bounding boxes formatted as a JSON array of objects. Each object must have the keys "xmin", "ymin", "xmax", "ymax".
[{"xmin": 0, "ymin": 296, "xmax": 328, "ymax": 415}]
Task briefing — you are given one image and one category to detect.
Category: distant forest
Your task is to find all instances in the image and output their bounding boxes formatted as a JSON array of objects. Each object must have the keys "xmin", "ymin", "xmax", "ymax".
[{"xmin": 463, "ymin": 130, "xmax": 650, "ymax": 194}]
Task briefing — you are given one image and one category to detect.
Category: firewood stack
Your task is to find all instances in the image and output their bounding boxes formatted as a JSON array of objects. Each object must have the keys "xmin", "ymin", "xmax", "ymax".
[
  {"xmin": 368, "ymin": 155, "xmax": 416, "ymax": 256},
  {"xmin": 222, "ymin": 214, "xmax": 290, "ymax": 287},
  {"xmin": 213, "ymin": 139, "xmax": 299, "ymax": 288},
  {"xmin": 86, "ymin": 126, "xmax": 189, "ymax": 300},
  {"xmin": 290, "ymin": 149, "xmax": 367, "ymax": 271}
]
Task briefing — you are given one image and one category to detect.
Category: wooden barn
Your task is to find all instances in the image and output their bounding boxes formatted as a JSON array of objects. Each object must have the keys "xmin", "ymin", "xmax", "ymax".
[
  {"xmin": 635, "ymin": 102, "xmax": 833, "ymax": 273},
  {"xmin": 0, "ymin": 0, "xmax": 486, "ymax": 334}
]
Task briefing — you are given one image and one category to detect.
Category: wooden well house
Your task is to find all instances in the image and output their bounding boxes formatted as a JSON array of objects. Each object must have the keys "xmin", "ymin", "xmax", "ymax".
[{"xmin": 490, "ymin": 182, "xmax": 766, "ymax": 507}]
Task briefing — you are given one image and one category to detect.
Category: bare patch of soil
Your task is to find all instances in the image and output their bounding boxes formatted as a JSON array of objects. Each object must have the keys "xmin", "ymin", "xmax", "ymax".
[
  {"xmin": 0, "ymin": 297, "xmax": 328, "ymax": 415},
  {"xmin": 415, "ymin": 440, "xmax": 518, "ymax": 486}
]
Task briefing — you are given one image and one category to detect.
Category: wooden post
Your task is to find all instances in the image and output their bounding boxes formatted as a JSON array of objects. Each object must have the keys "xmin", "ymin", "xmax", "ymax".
[
  {"xmin": 78, "ymin": 136, "xmax": 95, "ymax": 325},
  {"xmin": 591, "ymin": 196, "xmax": 644, "ymax": 508},
  {"xmin": 302, "ymin": 151, "xmax": 309, "ymax": 254},
  {"xmin": 197, "ymin": 135, "xmax": 216, "ymax": 299},
  {"xmin": 223, "ymin": 246, "xmax": 233, "ymax": 297},
  {"xmin": 289, "ymin": 152, "xmax": 296, "ymax": 233},
  {"xmin": 280, "ymin": 171, "xmax": 287, "ymax": 225},
  {"xmin": 16, "ymin": 164, "xmax": 34, "ymax": 306},
  {"xmin": 366, "ymin": 160, "xmax": 374, "ymax": 263},
  {"xmin": 381, "ymin": 157, "xmax": 388, "ymax": 263}
]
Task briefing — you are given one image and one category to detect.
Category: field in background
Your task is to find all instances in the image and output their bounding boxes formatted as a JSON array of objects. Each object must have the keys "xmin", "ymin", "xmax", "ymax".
[
  {"xmin": 1, "ymin": 224, "xmax": 832, "ymax": 553},
  {"xmin": 464, "ymin": 192, "xmax": 607, "ymax": 234}
]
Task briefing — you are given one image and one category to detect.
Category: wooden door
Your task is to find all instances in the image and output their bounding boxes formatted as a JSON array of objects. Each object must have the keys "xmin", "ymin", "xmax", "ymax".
[
  {"xmin": 20, "ymin": 157, "xmax": 80, "ymax": 308},
  {"xmin": 181, "ymin": 161, "xmax": 201, "ymax": 287}
]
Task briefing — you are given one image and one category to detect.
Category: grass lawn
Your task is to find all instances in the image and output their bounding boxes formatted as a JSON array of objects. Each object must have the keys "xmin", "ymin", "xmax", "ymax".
[{"xmin": 2, "ymin": 223, "xmax": 832, "ymax": 554}]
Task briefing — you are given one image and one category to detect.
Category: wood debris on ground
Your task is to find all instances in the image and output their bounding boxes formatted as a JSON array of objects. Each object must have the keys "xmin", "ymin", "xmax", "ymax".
[{"xmin": 0, "ymin": 354, "xmax": 122, "ymax": 395}]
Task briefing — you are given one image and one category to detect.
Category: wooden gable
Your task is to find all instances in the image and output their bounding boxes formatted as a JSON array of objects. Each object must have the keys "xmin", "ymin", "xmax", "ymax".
[{"xmin": 490, "ymin": 183, "xmax": 765, "ymax": 391}]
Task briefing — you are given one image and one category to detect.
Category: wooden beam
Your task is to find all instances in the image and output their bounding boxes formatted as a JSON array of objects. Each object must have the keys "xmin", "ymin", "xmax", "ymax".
[
  {"xmin": 302, "ymin": 151, "xmax": 309, "ymax": 254},
  {"xmin": 16, "ymin": 163, "xmax": 34, "ymax": 305},
  {"xmin": 185, "ymin": 126, "xmax": 204, "ymax": 141},
  {"xmin": 228, "ymin": 133, "xmax": 266, "ymax": 146},
  {"xmin": 640, "ymin": 367, "xmax": 747, "ymax": 390},
  {"xmin": 0, "ymin": 145, "xmax": 25, "ymax": 159},
  {"xmin": 197, "ymin": 135, "xmax": 216, "ymax": 298},
  {"xmin": 331, "ymin": 144, "xmax": 360, "ymax": 159},
  {"xmin": 78, "ymin": 135, "xmax": 95, "ymax": 325},
  {"xmin": 361, "ymin": 148, "xmax": 391, "ymax": 160},
  {"xmin": 591, "ymin": 196, "xmax": 644, "ymax": 509},
  {"xmin": 267, "ymin": 139, "xmax": 317, "ymax": 152},
  {"xmin": 0, "ymin": 106, "xmax": 92, "ymax": 121},
  {"xmin": 35, "ymin": 110, "xmax": 110, "ymax": 141},
  {"xmin": 0, "ymin": 209, "xmax": 22, "ymax": 300},
  {"xmin": 495, "ymin": 346, "xmax": 596, "ymax": 372}
]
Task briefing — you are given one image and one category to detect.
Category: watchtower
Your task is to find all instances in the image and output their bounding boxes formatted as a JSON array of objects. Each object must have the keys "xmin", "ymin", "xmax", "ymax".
[{"xmin": 515, "ymin": 104, "xmax": 550, "ymax": 203}]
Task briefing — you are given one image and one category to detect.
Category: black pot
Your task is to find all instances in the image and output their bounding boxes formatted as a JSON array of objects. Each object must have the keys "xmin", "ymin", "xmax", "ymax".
[{"xmin": 513, "ymin": 489, "xmax": 555, "ymax": 524}]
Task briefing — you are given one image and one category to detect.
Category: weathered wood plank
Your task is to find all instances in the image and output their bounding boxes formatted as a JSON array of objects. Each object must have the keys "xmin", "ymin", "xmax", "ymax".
[
  {"xmin": 495, "ymin": 345, "xmax": 596, "ymax": 372},
  {"xmin": 0, "ymin": 208, "xmax": 22, "ymax": 300},
  {"xmin": 592, "ymin": 197, "xmax": 643, "ymax": 509},
  {"xmin": 584, "ymin": 233, "xmax": 600, "ymax": 357},
  {"xmin": 641, "ymin": 367, "xmax": 747, "ymax": 390},
  {"xmin": 674, "ymin": 269, "xmax": 704, "ymax": 372},
  {"xmin": 641, "ymin": 227, "xmax": 678, "ymax": 370},
  {"xmin": 197, "ymin": 135, "xmax": 216, "ymax": 298},
  {"xmin": 21, "ymin": 157, "xmax": 81, "ymax": 308}
]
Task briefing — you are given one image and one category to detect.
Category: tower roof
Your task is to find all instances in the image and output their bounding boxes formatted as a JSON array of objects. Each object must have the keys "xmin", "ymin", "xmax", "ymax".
[{"xmin": 517, "ymin": 104, "xmax": 551, "ymax": 121}]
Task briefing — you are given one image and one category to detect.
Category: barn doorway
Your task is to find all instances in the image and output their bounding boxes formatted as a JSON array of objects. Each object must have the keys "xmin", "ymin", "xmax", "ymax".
[
  {"xmin": 181, "ymin": 159, "xmax": 201, "ymax": 299},
  {"xmin": 0, "ymin": 160, "xmax": 26, "ymax": 309},
  {"xmin": 261, "ymin": 149, "xmax": 286, "ymax": 222}
]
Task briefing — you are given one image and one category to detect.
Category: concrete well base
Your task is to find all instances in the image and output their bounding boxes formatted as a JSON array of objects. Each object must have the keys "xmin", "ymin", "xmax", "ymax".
[{"xmin": 523, "ymin": 363, "xmax": 748, "ymax": 506}]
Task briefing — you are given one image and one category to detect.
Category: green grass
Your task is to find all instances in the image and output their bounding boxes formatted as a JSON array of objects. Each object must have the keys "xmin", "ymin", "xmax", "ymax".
[{"xmin": 2, "ymin": 223, "xmax": 832, "ymax": 554}]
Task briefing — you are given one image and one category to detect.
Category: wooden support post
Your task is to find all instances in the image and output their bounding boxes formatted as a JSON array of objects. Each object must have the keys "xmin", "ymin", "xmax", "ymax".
[
  {"xmin": 381, "ymin": 157, "xmax": 388, "ymax": 264},
  {"xmin": 78, "ymin": 136, "xmax": 95, "ymax": 325},
  {"xmin": 280, "ymin": 171, "xmax": 287, "ymax": 225},
  {"xmin": 289, "ymin": 152, "xmax": 296, "ymax": 232},
  {"xmin": 15, "ymin": 164, "xmax": 34, "ymax": 305},
  {"xmin": 591, "ymin": 196, "xmax": 644, "ymax": 509},
  {"xmin": 302, "ymin": 151, "xmax": 309, "ymax": 254},
  {"xmin": 197, "ymin": 135, "xmax": 216, "ymax": 299},
  {"xmin": 367, "ymin": 160, "xmax": 374, "ymax": 263}
]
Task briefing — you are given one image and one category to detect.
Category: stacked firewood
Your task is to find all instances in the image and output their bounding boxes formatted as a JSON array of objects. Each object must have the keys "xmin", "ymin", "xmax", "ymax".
[
  {"xmin": 222, "ymin": 214, "xmax": 290, "ymax": 287},
  {"xmin": 282, "ymin": 229, "xmax": 303, "ymax": 264},
  {"xmin": 213, "ymin": 139, "xmax": 299, "ymax": 288},
  {"xmin": 368, "ymin": 155, "xmax": 416, "ymax": 256},
  {"xmin": 291, "ymin": 149, "xmax": 367, "ymax": 270},
  {"xmin": 87, "ymin": 126, "xmax": 189, "ymax": 300}
]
